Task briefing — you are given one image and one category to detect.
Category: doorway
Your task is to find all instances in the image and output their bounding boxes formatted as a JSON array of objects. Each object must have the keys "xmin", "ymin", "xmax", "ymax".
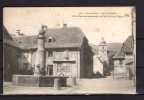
[{"xmin": 47, "ymin": 65, "xmax": 53, "ymax": 75}]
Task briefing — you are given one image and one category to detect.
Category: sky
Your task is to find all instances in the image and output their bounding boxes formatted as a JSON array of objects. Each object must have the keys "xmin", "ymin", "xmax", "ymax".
[{"xmin": 3, "ymin": 7, "xmax": 134, "ymax": 44}]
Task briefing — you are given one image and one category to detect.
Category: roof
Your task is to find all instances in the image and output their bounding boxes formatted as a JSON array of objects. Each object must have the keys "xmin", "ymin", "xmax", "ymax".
[
  {"xmin": 3, "ymin": 26, "xmax": 13, "ymax": 41},
  {"xmin": 13, "ymin": 27, "xmax": 85, "ymax": 50},
  {"xmin": 3, "ymin": 26, "xmax": 20, "ymax": 48},
  {"xmin": 123, "ymin": 35, "xmax": 134, "ymax": 53},
  {"xmin": 112, "ymin": 35, "xmax": 134, "ymax": 59},
  {"xmin": 4, "ymin": 39, "xmax": 20, "ymax": 48},
  {"xmin": 89, "ymin": 44, "xmax": 98, "ymax": 55},
  {"xmin": 107, "ymin": 43, "xmax": 123, "ymax": 58},
  {"xmin": 112, "ymin": 48, "xmax": 125, "ymax": 59},
  {"xmin": 89, "ymin": 43, "xmax": 122, "ymax": 58},
  {"xmin": 125, "ymin": 58, "xmax": 134, "ymax": 65},
  {"xmin": 107, "ymin": 43, "xmax": 122, "ymax": 52}
]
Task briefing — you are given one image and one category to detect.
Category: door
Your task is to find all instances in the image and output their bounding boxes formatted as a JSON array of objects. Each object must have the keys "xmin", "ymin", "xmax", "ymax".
[{"xmin": 48, "ymin": 65, "xmax": 53, "ymax": 75}]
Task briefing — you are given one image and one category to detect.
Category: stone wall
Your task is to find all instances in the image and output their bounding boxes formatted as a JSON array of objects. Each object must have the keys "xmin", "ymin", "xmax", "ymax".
[
  {"xmin": 113, "ymin": 59, "xmax": 129, "ymax": 79},
  {"xmin": 80, "ymin": 38, "xmax": 93, "ymax": 78},
  {"xmin": 4, "ymin": 44, "xmax": 20, "ymax": 81}
]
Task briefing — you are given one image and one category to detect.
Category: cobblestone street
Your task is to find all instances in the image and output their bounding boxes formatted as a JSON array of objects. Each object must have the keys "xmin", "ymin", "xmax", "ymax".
[{"xmin": 3, "ymin": 76, "xmax": 136, "ymax": 95}]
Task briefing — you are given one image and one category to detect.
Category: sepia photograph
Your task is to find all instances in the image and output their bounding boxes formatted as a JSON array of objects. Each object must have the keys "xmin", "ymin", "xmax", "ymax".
[{"xmin": 3, "ymin": 7, "xmax": 136, "ymax": 94}]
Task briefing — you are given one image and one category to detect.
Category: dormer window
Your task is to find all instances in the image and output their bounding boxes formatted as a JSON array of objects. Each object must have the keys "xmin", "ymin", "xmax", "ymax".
[
  {"xmin": 48, "ymin": 36, "xmax": 55, "ymax": 43},
  {"xmin": 48, "ymin": 38, "xmax": 52, "ymax": 42}
]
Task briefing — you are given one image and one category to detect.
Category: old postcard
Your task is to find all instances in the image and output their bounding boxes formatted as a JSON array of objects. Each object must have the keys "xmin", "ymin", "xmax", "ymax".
[{"xmin": 3, "ymin": 7, "xmax": 136, "ymax": 94}]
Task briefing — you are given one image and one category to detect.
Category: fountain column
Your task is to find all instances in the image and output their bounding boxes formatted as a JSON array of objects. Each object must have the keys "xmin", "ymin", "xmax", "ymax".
[{"xmin": 34, "ymin": 25, "xmax": 47, "ymax": 76}]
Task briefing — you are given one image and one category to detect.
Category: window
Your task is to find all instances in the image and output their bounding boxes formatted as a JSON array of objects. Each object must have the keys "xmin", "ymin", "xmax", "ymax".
[
  {"xmin": 48, "ymin": 51, "xmax": 53, "ymax": 57},
  {"xmin": 47, "ymin": 65, "xmax": 53, "ymax": 75},
  {"xmin": 57, "ymin": 63, "xmax": 71, "ymax": 73},
  {"xmin": 24, "ymin": 63, "xmax": 29, "ymax": 69},
  {"xmin": 119, "ymin": 60, "xmax": 123, "ymax": 65},
  {"xmin": 65, "ymin": 64, "xmax": 71, "ymax": 72},
  {"xmin": 57, "ymin": 64, "xmax": 62, "ymax": 72},
  {"xmin": 64, "ymin": 50, "xmax": 69, "ymax": 60}
]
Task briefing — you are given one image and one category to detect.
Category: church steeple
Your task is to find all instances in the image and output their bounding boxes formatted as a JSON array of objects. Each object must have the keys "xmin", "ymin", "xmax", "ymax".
[
  {"xmin": 100, "ymin": 37, "xmax": 106, "ymax": 45},
  {"xmin": 98, "ymin": 37, "xmax": 108, "ymax": 61}
]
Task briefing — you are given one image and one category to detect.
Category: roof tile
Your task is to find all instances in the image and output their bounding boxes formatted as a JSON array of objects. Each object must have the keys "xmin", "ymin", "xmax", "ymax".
[{"xmin": 13, "ymin": 27, "xmax": 85, "ymax": 50}]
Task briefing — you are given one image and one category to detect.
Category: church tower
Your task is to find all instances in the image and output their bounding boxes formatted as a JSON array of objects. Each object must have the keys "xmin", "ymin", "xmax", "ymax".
[{"xmin": 98, "ymin": 37, "xmax": 108, "ymax": 63}]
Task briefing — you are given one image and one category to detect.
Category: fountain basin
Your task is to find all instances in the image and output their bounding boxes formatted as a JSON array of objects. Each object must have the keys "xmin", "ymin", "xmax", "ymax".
[{"xmin": 12, "ymin": 75, "xmax": 67, "ymax": 87}]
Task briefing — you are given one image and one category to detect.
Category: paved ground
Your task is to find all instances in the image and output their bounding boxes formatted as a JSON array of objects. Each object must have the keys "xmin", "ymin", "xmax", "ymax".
[{"xmin": 3, "ymin": 76, "xmax": 136, "ymax": 95}]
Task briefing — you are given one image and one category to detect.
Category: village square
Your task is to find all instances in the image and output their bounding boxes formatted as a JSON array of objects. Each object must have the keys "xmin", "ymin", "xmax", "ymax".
[{"xmin": 3, "ymin": 7, "xmax": 136, "ymax": 94}]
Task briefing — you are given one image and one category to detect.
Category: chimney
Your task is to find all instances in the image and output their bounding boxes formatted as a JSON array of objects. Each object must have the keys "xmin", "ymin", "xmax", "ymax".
[
  {"xmin": 63, "ymin": 23, "xmax": 67, "ymax": 28},
  {"xmin": 42, "ymin": 25, "xmax": 47, "ymax": 31},
  {"xmin": 38, "ymin": 25, "xmax": 47, "ymax": 36},
  {"xmin": 44, "ymin": 25, "xmax": 48, "ymax": 31},
  {"xmin": 16, "ymin": 29, "xmax": 20, "ymax": 35},
  {"xmin": 16, "ymin": 29, "xmax": 24, "ymax": 36}
]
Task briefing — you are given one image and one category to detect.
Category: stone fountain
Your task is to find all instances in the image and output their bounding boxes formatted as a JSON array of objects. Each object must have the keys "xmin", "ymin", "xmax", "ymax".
[{"xmin": 12, "ymin": 25, "xmax": 67, "ymax": 87}]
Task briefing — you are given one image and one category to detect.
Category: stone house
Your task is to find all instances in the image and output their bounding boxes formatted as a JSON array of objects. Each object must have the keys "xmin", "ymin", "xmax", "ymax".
[
  {"xmin": 3, "ymin": 26, "xmax": 21, "ymax": 81},
  {"xmin": 113, "ymin": 35, "xmax": 134, "ymax": 79},
  {"xmin": 112, "ymin": 48, "xmax": 127, "ymax": 79},
  {"xmin": 123, "ymin": 35, "xmax": 135, "ymax": 80},
  {"xmin": 107, "ymin": 43, "xmax": 123, "ymax": 70},
  {"xmin": 4, "ymin": 25, "xmax": 93, "ymax": 81}
]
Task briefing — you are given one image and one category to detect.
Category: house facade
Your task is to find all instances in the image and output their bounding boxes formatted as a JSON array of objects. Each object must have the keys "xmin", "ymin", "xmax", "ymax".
[
  {"xmin": 112, "ymin": 48, "xmax": 127, "ymax": 79},
  {"xmin": 4, "ymin": 25, "xmax": 93, "ymax": 81},
  {"xmin": 113, "ymin": 36, "xmax": 134, "ymax": 79}
]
